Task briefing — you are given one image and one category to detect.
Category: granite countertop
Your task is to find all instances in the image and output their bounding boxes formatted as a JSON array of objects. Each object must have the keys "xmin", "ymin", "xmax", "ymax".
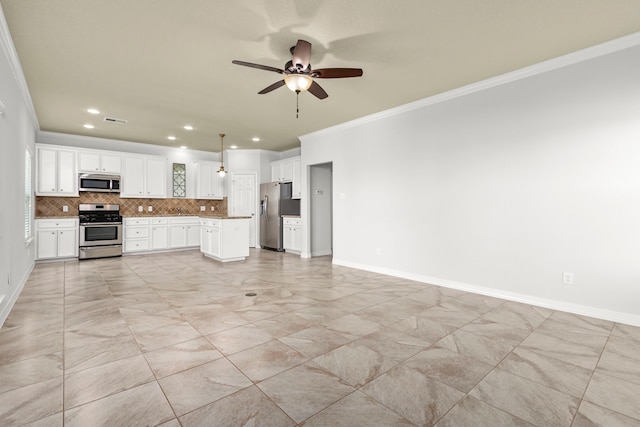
[
  {"xmin": 37, "ymin": 215, "xmax": 252, "ymax": 220},
  {"xmin": 199, "ymin": 215, "xmax": 252, "ymax": 219},
  {"xmin": 125, "ymin": 215, "xmax": 251, "ymax": 219}
]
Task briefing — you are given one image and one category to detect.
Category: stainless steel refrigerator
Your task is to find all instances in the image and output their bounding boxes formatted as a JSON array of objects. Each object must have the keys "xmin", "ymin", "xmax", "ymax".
[{"xmin": 260, "ymin": 182, "xmax": 300, "ymax": 251}]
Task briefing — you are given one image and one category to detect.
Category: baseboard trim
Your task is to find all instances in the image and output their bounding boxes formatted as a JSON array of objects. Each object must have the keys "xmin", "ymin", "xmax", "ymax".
[
  {"xmin": 311, "ymin": 250, "xmax": 333, "ymax": 257},
  {"xmin": 0, "ymin": 261, "xmax": 34, "ymax": 329},
  {"xmin": 332, "ymin": 258, "xmax": 640, "ymax": 327}
]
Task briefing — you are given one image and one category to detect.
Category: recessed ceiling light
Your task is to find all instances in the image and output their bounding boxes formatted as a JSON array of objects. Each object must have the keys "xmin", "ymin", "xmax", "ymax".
[
  {"xmin": 83, "ymin": 124, "xmax": 94, "ymax": 129},
  {"xmin": 168, "ymin": 136, "xmax": 176, "ymax": 141},
  {"xmin": 252, "ymin": 137, "xmax": 260, "ymax": 142},
  {"xmin": 180, "ymin": 146, "xmax": 187, "ymax": 150},
  {"xmin": 183, "ymin": 125, "xmax": 193, "ymax": 131},
  {"xmin": 230, "ymin": 145, "xmax": 238, "ymax": 149},
  {"xmin": 87, "ymin": 108, "xmax": 100, "ymax": 114}
]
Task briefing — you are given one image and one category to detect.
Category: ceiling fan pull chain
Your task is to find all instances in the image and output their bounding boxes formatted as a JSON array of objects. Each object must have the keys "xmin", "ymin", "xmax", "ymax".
[{"xmin": 296, "ymin": 90, "xmax": 300, "ymax": 118}]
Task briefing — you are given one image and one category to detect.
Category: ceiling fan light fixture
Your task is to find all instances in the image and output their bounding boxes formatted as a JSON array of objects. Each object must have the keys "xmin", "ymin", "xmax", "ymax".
[{"xmin": 284, "ymin": 74, "xmax": 313, "ymax": 92}]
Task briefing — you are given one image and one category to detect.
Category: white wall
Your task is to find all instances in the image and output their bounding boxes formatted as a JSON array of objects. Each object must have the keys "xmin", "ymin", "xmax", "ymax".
[
  {"xmin": 0, "ymin": 5, "xmax": 38, "ymax": 327},
  {"xmin": 300, "ymin": 36, "xmax": 640, "ymax": 326}
]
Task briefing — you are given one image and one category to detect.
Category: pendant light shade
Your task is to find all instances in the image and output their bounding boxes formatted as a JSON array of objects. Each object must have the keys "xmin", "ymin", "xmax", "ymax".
[
  {"xmin": 284, "ymin": 74, "xmax": 313, "ymax": 92},
  {"xmin": 218, "ymin": 133, "xmax": 226, "ymax": 177}
]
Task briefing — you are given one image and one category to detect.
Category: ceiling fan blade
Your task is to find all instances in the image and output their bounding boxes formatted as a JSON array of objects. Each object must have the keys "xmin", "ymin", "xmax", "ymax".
[
  {"xmin": 312, "ymin": 68, "xmax": 363, "ymax": 78},
  {"xmin": 232, "ymin": 60, "xmax": 284, "ymax": 74},
  {"xmin": 291, "ymin": 40, "xmax": 312, "ymax": 71},
  {"xmin": 258, "ymin": 80, "xmax": 286, "ymax": 94},
  {"xmin": 308, "ymin": 81, "xmax": 328, "ymax": 99}
]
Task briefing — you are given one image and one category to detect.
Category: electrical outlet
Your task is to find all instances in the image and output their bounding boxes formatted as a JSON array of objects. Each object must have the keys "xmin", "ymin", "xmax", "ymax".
[
  {"xmin": 138, "ymin": 206, "xmax": 143, "ymax": 212},
  {"xmin": 148, "ymin": 206, "xmax": 153, "ymax": 212},
  {"xmin": 562, "ymin": 272, "xmax": 574, "ymax": 285},
  {"xmin": 200, "ymin": 206, "xmax": 206, "ymax": 211},
  {"xmin": 211, "ymin": 206, "xmax": 215, "ymax": 211},
  {"xmin": 62, "ymin": 205, "xmax": 68, "ymax": 212}
]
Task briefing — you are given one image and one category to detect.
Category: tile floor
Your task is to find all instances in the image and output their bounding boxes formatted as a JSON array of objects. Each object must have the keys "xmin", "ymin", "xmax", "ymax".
[{"xmin": 1, "ymin": 249, "xmax": 640, "ymax": 426}]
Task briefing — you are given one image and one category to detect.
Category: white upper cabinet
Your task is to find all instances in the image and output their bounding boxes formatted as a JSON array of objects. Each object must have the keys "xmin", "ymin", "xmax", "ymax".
[
  {"xmin": 271, "ymin": 156, "xmax": 301, "ymax": 199},
  {"xmin": 292, "ymin": 157, "xmax": 301, "ymax": 199},
  {"xmin": 36, "ymin": 145, "xmax": 78, "ymax": 196},
  {"xmin": 78, "ymin": 151, "xmax": 122, "ymax": 174},
  {"xmin": 121, "ymin": 155, "xmax": 167, "ymax": 198},
  {"xmin": 195, "ymin": 161, "xmax": 224, "ymax": 200},
  {"xmin": 145, "ymin": 157, "xmax": 166, "ymax": 197},
  {"xmin": 122, "ymin": 156, "xmax": 145, "ymax": 196},
  {"xmin": 271, "ymin": 158, "xmax": 295, "ymax": 182}
]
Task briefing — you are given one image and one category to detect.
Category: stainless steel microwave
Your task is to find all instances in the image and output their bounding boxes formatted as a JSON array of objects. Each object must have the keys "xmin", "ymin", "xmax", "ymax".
[{"xmin": 78, "ymin": 173, "xmax": 121, "ymax": 193}]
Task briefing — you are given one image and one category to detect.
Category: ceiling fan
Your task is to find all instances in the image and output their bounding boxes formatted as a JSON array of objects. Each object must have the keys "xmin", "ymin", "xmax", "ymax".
[{"xmin": 232, "ymin": 39, "xmax": 363, "ymax": 100}]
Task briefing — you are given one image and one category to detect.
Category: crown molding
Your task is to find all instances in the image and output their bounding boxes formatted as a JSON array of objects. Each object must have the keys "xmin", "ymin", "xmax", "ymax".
[
  {"xmin": 301, "ymin": 31, "xmax": 640, "ymax": 142},
  {"xmin": 0, "ymin": 4, "xmax": 39, "ymax": 129}
]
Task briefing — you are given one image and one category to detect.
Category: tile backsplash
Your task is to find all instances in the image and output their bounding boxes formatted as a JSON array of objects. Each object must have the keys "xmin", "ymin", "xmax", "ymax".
[{"xmin": 36, "ymin": 193, "xmax": 227, "ymax": 217}]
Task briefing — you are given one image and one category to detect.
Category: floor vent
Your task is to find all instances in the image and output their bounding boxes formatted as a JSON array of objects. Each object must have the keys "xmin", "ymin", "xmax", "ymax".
[{"xmin": 103, "ymin": 116, "xmax": 128, "ymax": 125}]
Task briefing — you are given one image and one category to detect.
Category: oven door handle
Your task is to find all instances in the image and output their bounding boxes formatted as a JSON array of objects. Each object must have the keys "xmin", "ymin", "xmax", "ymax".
[{"xmin": 80, "ymin": 222, "xmax": 123, "ymax": 226}]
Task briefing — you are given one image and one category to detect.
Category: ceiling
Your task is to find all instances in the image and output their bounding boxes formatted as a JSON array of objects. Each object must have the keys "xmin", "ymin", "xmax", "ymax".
[{"xmin": 2, "ymin": 1, "xmax": 640, "ymax": 153}]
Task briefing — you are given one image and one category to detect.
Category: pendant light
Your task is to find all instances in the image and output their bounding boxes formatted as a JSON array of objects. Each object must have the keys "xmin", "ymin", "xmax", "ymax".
[{"xmin": 217, "ymin": 133, "xmax": 226, "ymax": 177}]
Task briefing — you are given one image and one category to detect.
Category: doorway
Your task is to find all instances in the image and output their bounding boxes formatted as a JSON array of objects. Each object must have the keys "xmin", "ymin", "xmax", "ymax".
[
  {"xmin": 229, "ymin": 172, "xmax": 258, "ymax": 247},
  {"xmin": 309, "ymin": 163, "xmax": 333, "ymax": 257}
]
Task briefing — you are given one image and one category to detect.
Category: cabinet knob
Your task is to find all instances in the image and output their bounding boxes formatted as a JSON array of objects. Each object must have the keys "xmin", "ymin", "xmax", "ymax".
[{"xmin": 51, "ymin": 188, "xmax": 55, "ymax": 191}]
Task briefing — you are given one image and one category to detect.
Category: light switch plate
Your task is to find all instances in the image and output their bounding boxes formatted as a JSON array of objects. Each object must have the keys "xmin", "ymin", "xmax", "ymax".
[{"xmin": 62, "ymin": 206, "xmax": 68, "ymax": 212}]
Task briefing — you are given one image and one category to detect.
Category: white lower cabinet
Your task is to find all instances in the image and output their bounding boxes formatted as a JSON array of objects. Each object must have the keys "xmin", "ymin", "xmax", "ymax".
[
  {"xmin": 150, "ymin": 218, "xmax": 169, "ymax": 250},
  {"xmin": 199, "ymin": 218, "xmax": 249, "ymax": 262},
  {"xmin": 169, "ymin": 217, "xmax": 200, "ymax": 249},
  {"xmin": 124, "ymin": 218, "xmax": 151, "ymax": 253},
  {"xmin": 125, "ymin": 217, "xmax": 200, "ymax": 253},
  {"xmin": 35, "ymin": 218, "xmax": 79, "ymax": 260},
  {"xmin": 283, "ymin": 217, "xmax": 302, "ymax": 254}
]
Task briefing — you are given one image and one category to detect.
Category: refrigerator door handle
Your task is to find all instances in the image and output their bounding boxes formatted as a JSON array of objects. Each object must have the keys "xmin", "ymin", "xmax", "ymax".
[{"xmin": 264, "ymin": 195, "xmax": 268, "ymax": 219}]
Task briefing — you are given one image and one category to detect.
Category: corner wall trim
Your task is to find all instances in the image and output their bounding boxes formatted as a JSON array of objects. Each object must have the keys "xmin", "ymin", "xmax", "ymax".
[
  {"xmin": 332, "ymin": 258, "xmax": 640, "ymax": 327},
  {"xmin": 0, "ymin": 4, "xmax": 39, "ymax": 130}
]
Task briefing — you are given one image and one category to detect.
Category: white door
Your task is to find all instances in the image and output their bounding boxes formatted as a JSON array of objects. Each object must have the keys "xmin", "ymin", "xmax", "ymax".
[{"xmin": 229, "ymin": 172, "xmax": 257, "ymax": 247}]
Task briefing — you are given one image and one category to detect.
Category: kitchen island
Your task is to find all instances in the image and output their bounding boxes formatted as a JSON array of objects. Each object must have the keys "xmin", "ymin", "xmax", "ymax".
[{"xmin": 199, "ymin": 217, "xmax": 251, "ymax": 262}]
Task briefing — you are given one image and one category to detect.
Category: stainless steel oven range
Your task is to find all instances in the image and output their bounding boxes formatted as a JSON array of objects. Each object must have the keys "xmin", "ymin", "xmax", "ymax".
[{"xmin": 78, "ymin": 204, "xmax": 123, "ymax": 260}]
